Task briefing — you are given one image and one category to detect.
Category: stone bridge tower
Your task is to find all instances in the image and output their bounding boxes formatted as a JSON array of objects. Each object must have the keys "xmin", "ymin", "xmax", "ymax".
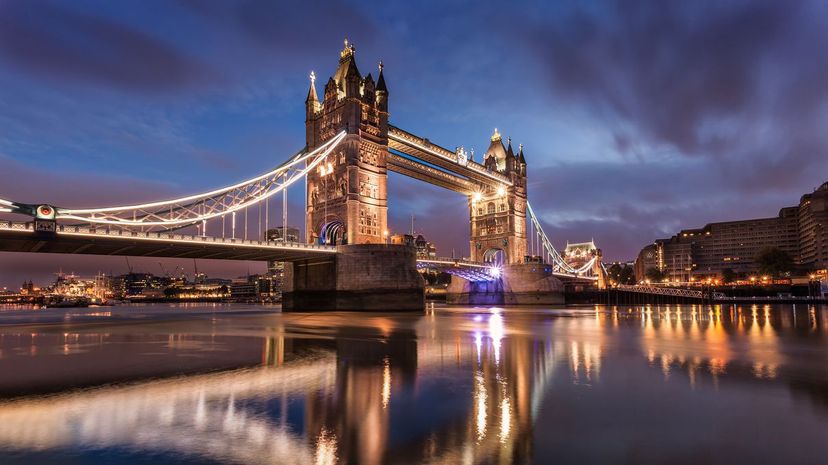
[
  {"xmin": 469, "ymin": 129, "xmax": 528, "ymax": 265},
  {"xmin": 305, "ymin": 40, "xmax": 389, "ymax": 245}
]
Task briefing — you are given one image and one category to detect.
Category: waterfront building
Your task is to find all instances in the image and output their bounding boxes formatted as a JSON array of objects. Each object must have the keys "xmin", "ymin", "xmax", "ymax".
[
  {"xmin": 635, "ymin": 181, "xmax": 828, "ymax": 281},
  {"xmin": 229, "ymin": 275, "xmax": 276, "ymax": 301},
  {"xmin": 415, "ymin": 234, "xmax": 437, "ymax": 259},
  {"xmin": 265, "ymin": 226, "xmax": 301, "ymax": 301}
]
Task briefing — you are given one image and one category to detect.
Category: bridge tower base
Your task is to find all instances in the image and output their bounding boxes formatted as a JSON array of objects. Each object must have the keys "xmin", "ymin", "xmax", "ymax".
[
  {"xmin": 446, "ymin": 263, "xmax": 564, "ymax": 306},
  {"xmin": 282, "ymin": 244, "xmax": 425, "ymax": 311}
]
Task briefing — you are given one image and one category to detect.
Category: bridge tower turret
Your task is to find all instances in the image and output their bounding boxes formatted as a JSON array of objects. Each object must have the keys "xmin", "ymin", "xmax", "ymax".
[
  {"xmin": 305, "ymin": 40, "xmax": 389, "ymax": 245},
  {"xmin": 469, "ymin": 129, "xmax": 528, "ymax": 265}
]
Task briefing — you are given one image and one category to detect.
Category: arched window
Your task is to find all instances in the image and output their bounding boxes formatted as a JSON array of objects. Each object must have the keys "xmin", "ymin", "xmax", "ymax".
[{"xmin": 487, "ymin": 202, "xmax": 495, "ymax": 214}]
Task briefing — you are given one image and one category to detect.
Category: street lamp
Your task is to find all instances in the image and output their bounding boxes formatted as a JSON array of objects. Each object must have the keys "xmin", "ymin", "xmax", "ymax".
[{"xmin": 383, "ymin": 229, "xmax": 389, "ymax": 244}]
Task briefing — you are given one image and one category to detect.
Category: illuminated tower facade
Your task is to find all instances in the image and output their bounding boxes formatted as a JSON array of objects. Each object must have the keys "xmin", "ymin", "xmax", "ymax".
[
  {"xmin": 469, "ymin": 130, "xmax": 528, "ymax": 265},
  {"xmin": 305, "ymin": 40, "xmax": 389, "ymax": 245}
]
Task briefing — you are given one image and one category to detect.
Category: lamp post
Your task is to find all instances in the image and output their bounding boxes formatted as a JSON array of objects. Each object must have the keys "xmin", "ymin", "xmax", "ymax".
[{"xmin": 383, "ymin": 229, "xmax": 389, "ymax": 245}]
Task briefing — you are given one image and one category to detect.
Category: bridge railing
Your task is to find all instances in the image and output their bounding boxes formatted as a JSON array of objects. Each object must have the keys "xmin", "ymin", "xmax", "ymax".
[
  {"xmin": 615, "ymin": 284, "xmax": 726, "ymax": 300},
  {"xmin": 0, "ymin": 221, "xmax": 336, "ymax": 252},
  {"xmin": 417, "ymin": 256, "xmax": 492, "ymax": 269}
]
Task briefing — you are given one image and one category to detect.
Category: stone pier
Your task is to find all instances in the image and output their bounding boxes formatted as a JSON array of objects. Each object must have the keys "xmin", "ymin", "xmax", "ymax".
[
  {"xmin": 282, "ymin": 244, "xmax": 425, "ymax": 311},
  {"xmin": 446, "ymin": 263, "xmax": 564, "ymax": 306}
]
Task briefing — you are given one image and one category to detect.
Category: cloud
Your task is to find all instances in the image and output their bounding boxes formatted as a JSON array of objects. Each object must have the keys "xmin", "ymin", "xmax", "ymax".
[
  {"xmin": 523, "ymin": 1, "xmax": 816, "ymax": 157},
  {"xmin": 0, "ymin": 153, "xmax": 177, "ymax": 208},
  {"xmin": 0, "ymin": 1, "xmax": 220, "ymax": 93}
]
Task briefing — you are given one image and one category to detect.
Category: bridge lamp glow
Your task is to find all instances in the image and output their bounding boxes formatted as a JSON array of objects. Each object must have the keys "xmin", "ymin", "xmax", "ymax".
[{"xmin": 488, "ymin": 266, "xmax": 501, "ymax": 278}]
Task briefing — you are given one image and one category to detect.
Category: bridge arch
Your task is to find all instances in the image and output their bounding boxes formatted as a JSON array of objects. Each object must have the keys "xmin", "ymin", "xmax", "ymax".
[
  {"xmin": 319, "ymin": 219, "xmax": 347, "ymax": 245},
  {"xmin": 482, "ymin": 248, "xmax": 506, "ymax": 266}
]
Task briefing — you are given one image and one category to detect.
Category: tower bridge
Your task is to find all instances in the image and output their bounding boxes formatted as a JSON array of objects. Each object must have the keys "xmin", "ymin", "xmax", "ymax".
[{"xmin": 0, "ymin": 41, "xmax": 605, "ymax": 309}]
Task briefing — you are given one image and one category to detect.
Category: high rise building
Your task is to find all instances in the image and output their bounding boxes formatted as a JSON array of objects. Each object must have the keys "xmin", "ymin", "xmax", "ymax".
[
  {"xmin": 635, "ymin": 182, "xmax": 828, "ymax": 281},
  {"xmin": 798, "ymin": 182, "xmax": 828, "ymax": 268},
  {"xmin": 266, "ymin": 226, "xmax": 301, "ymax": 300}
]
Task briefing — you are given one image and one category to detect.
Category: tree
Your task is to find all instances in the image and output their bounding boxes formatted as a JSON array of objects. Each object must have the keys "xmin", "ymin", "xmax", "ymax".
[
  {"xmin": 619, "ymin": 265, "xmax": 636, "ymax": 285},
  {"xmin": 721, "ymin": 268, "xmax": 737, "ymax": 284},
  {"xmin": 163, "ymin": 287, "xmax": 180, "ymax": 297},
  {"xmin": 756, "ymin": 247, "xmax": 793, "ymax": 277},
  {"xmin": 645, "ymin": 267, "xmax": 666, "ymax": 283},
  {"xmin": 607, "ymin": 263, "xmax": 623, "ymax": 284}
]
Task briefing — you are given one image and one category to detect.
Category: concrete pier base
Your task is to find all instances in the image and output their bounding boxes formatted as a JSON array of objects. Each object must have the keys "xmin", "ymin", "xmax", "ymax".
[
  {"xmin": 446, "ymin": 263, "xmax": 564, "ymax": 306},
  {"xmin": 282, "ymin": 244, "xmax": 425, "ymax": 311}
]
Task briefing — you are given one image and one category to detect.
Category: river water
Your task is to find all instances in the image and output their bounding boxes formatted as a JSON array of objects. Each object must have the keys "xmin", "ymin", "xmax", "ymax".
[{"xmin": 0, "ymin": 303, "xmax": 825, "ymax": 465}]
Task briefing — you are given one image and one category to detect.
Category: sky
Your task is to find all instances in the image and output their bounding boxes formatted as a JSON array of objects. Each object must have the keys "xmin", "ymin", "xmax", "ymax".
[{"xmin": 1, "ymin": 0, "xmax": 827, "ymax": 287}]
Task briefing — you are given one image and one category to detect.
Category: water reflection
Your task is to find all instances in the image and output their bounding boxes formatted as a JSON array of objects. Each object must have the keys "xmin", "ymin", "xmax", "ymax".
[{"xmin": 0, "ymin": 304, "xmax": 824, "ymax": 464}]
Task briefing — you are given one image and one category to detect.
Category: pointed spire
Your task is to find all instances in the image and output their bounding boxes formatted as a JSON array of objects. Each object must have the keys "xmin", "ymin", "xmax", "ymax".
[
  {"xmin": 506, "ymin": 136, "xmax": 514, "ymax": 157},
  {"xmin": 306, "ymin": 70, "xmax": 319, "ymax": 103},
  {"xmin": 518, "ymin": 143, "xmax": 526, "ymax": 164},
  {"xmin": 491, "ymin": 128, "xmax": 501, "ymax": 142},
  {"xmin": 340, "ymin": 37, "xmax": 355, "ymax": 61},
  {"xmin": 376, "ymin": 60, "xmax": 387, "ymax": 92}
]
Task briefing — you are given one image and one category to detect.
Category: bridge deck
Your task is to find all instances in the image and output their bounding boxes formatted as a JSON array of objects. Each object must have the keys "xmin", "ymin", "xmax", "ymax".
[
  {"xmin": 388, "ymin": 125, "xmax": 512, "ymax": 188},
  {"xmin": 0, "ymin": 222, "xmax": 336, "ymax": 262}
]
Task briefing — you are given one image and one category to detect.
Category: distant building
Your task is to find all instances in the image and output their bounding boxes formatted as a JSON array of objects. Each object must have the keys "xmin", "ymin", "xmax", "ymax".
[
  {"xmin": 390, "ymin": 233, "xmax": 414, "ymax": 246},
  {"xmin": 265, "ymin": 226, "xmax": 301, "ymax": 301},
  {"xmin": 635, "ymin": 181, "xmax": 828, "ymax": 281},
  {"xmin": 415, "ymin": 234, "xmax": 437, "ymax": 259},
  {"xmin": 266, "ymin": 227, "xmax": 300, "ymax": 243},
  {"xmin": 563, "ymin": 241, "xmax": 599, "ymax": 271},
  {"xmin": 388, "ymin": 233, "xmax": 436, "ymax": 258}
]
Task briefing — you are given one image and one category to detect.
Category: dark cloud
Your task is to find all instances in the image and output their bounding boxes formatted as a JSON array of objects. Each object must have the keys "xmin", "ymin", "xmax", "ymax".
[
  {"xmin": 0, "ymin": 1, "xmax": 219, "ymax": 92},
  {"xmin": 525, "ymin": 1, "xmax": 816, "ymax": 157},
  {"xmin": 177, "ymin": 0, "xmax": 380, "ymax": 63},
  {"xmin": 0, "ymin": 153, "xmax": 177, "ymax": 208}
]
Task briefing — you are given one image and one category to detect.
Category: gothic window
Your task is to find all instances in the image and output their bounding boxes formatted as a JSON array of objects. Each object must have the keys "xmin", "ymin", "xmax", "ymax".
[
  {"xmin": 487, "ymin": 202, "xmax": 495, "ymax": 214},
  {"xmin": 477, "ymin": 207, "xmax": 483, "ymax": 216},
  {"xmin": 499, "ymin": 203, "xmax": 506, "ymax": 212}
]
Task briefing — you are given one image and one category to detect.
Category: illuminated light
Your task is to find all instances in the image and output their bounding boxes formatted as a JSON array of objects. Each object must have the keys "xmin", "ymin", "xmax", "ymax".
[
  {"xmin": 473, "ymin": 192, "xmax": 482, "ymax": 202},
  {"xmin": 473, "ymin": 315, "xmax": 482, "ymax": 322},
  {"xmin": 497, "ymin": 186, "xmax": 506, "ymax": 197},
  {"xmin": 0, "ymin": 208, "xmax": 11, "ymax": 213},
  {"xmin": 52, "ymin": 229, "xmax": 337, "ymax": 253},
  {"xmin": 315, "ymin": 428, "xmax": 338, "ymax": 465},
  {"xmin": 475, "ymin": 371, "xmax": 487, "ymax": 441},
  {"xmin": 489, "ymin": 313, "xmax": 504, "ymax": 365},
  {"xmin": 499, "ymin": 397, "xmax": 511, "ymax": 443},
  {"xmin": 57, "ymin": 131, "xmax": 346, "ymax": 226},
  {"xmin": 381, "ymin": 356, "xmax": 391, "ymax": 409},
  {"xmin": 488, "ymin": 266, "xmax": 501, "ymax": 278},
  {"xmin": 474, "ymin": 331, "xmax": 483, "ymax": 365}
]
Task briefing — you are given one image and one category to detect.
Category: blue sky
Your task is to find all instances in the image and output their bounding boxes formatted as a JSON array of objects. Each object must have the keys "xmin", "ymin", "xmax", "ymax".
[{"xmin": 1, "ymin": 0, "xmax": 827, "ymax": 286}]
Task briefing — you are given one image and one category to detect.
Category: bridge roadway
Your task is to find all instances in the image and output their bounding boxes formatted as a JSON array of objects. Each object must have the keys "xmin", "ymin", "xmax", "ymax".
[
  {"xmin": 0, "ymin": 221, "xmax": 336, "ymax": 262},
  {"xmin": 0, "ymin": 222, "xmax": 501, "ymax": 274}
]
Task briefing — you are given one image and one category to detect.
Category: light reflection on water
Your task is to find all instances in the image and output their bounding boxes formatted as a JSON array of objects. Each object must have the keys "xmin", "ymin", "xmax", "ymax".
[{"xmin": 0, "ymin": 303, "xmax": 824, "ymax": 465}]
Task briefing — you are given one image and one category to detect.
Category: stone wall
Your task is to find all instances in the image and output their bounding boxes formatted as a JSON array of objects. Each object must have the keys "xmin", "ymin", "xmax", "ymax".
[
  {"xmin": 446, "ymin": 263, "xmax": 564, "ymax": 305},
  {"xmin": 283, "ymin": 244, "xmax": 425, "ymax": 311}
]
